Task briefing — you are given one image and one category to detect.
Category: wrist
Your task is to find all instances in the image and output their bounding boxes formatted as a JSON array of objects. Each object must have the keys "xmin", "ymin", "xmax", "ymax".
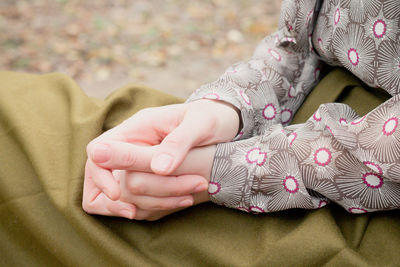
[
  {"xmin": 191, "ymin": 99, "xmax": 241, "ymax": 141},
  {"xmin": 175, "ymin": 144, "xmax": 216, "ymax": 181},
  {"xmin": 192, "ymin": 189, "xmax": 210, "ymax": 204},
  {"xmin": 173, "ymin": 144, "xmax": 216, "ymax": 204},
  {"xmin": 189, "ymin": 145, "xmax": 215, "ymax": 204}
]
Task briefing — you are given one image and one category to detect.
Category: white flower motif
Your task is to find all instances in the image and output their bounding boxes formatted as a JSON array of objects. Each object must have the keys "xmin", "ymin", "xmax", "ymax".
[
  {"xmin": 252, "ymin": 108, "xmax": 282, "ymax": 136},
  {"xmin": 307, "ymin": 187, "xmax": 331, "ymax": 210},
  {"xmin": 210, "ymin": 156, "xmax": 250, "ymax": 209},
  {"xmin": 303, "ymin": 136, "xmax": 342, "ymax": 180},
  {"xmin": 247, "ymin": 74, "xmax": 280, "ymax": 110},
  {"xmin": 388, "ymin": 164, "xmax": 400, "ymax": 183},
  {"xmin": 259, "ymin": 125, "xmax": 290, "ymax": 152},
  {"xmin": 192, "ymin": 79, "xmax": 239, "ymax": 106},
  {"xmin": 328, "ymin": 2, "xmax": 349, "ymax": 34},
  {"xmin": 257, "ymin": 152, "xmax": 313, "ymax": 211},
  {"xmin": 333, "ymin": 25, "xmax": 376, "ymax": 85},
  {"xmin": 239, "ymin": 90, "xmax": 251, "ymax": 105},
  {"xmin": 313, "ymin": 11, "xmax": 339, "ymax": 65},
  {"xmin": 278, "ymin": 0, "xmax": 297, "ymax": 32},
  {"xmin": 364, "ymin": 8, "xmax": 398, "ymax": 47},
  {"xmin": 336, "ymin": 153, "xmax": 400, "ymax": 209},
  {"xmin": 202, "ymin": 93, "xmax": 220, "ymax": 100},
  {"xmin": 348, "ymin": 115, "xmax": 368, "ymax": 134},
  {"xmin": 338, "ymin": 198, "xmax": 379, "ymax": 214},
  {"xmin": 248, "ymin": 59, "xmax": 287, "ymax": 96},
  {"xmin": 280, "ymin": 107, "xmax": 293, "ymax": 126},
  {"xmin": 301, "ymin": 165, "xmax": 341, "ymax": 201},
  {"xmin": 249, "ymin": 193, "xmax": 271, "ymax": 213},
  {"xmin": 351, "ymin": 147, "xmax": 393, "ymax": 176},
  {"xmin": 279, "ymin": 95, "xmax": 306, "ymax": 126},
  {"xmin": 223, "ymin": 137, "xmax": 274, "ymax": 176},
  {"xmin": 346, "ymin": 0, "xmax": 382, "ymax": 23},
  {"xmin": 321, "ymin": 103, "xmax": 359, "ymax": 149},
  {"xmin": 376, "ymin": 39, "xmax": 400, "ymax": 95},
  {"xmin": 246, "ymin": 147, "xmax": 267, "ymax": 166},
  {"xmin": 262, "ymin": 103, "xmax": 278, "ymax": 121},
  {"xmin": 221, "ymin": 62, "xmax": 261, "ymax": 88},
  {"xmin": 313, "ymin": 198, "xmax": 330, "ymax": 209},
  {"xmin": 253, "ymin": 35, "xmax": 299, "ymax": 75},
  {"xmin": 358, "ymin": 102, "xmax": 400, "ymax": 162},
  {"xmin": 325, "ymin": 103, "xmax": 359, "ymax": 125},
  {"xmin": 288, "ymin": 124, "xmax": 321, "ymax": 161},
  {"xmin": 309, "ymin": 108, "xmax": 327, "ymax": 131},
  {"xmin": 261, "ymin": 67, "xmax": 286, "ymax": 99},
  {"xmin": 292, "ymin": 0, "xmax": 317, "ymax": 52}
]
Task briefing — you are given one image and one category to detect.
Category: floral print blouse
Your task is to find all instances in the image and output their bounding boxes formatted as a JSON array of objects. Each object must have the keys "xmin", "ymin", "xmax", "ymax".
[{"xmin": 187, "ymin": 0, "xmax": 400, "ymax": 214}]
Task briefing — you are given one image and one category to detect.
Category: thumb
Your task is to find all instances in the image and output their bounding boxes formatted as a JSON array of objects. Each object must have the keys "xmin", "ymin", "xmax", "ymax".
[{"xmin": 151, "ymin": 115, "xmax": 208, "ymax": 175}]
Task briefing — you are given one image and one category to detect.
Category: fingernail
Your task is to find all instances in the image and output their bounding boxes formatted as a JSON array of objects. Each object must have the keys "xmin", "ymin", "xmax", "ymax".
[
  {"xmin": 194, "ymin": 183, "xmax": 208, "ymax": 193},
  {"xmin": 92, "ymin": 144, "xmax": 110, "ymax": 163},
  {"xmin": 178, "ymin": 199, "xmax": 193, "ymax": 208},
  {"xmin": 121, "ymin": 209, "xmax": 133, "ymax": 219},
  {"xmin": 152, "ymin": 153, "xmax": 173, "ymax": 173}
]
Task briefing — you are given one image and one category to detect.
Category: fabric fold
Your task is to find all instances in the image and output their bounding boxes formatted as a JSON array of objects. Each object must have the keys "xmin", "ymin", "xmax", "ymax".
[{"xmin": 0, "ymin": 70, "xmax": 399, "ymax": 266}]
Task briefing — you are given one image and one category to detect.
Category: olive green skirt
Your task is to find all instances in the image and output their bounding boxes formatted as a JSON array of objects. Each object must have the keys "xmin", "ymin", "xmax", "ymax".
[{"xmin": 0, "ymin": 69, "xmax": 398, "ymax": 266}]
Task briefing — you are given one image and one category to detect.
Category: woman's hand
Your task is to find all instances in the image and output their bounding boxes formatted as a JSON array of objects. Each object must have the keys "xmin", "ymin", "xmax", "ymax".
[
  {"xmin": 85, "ymin": 99, "xmax": 239, "ymax": 201},
  {"xmin": 82, "ymin": 143, "xmax": 216, "ymax": 220}
]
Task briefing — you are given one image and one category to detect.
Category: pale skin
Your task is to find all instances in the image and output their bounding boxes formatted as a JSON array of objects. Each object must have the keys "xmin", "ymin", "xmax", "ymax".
[
  {"xmin": 120, "ymin": 144, "xmax": 215, "ymax": 220},
  {"xmin": 82, "ymin": 99, "xmax": 240, "ymax": 220}
]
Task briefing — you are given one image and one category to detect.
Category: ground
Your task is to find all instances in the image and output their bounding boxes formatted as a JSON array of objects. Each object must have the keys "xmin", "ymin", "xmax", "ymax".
[{"xmin": 1, "ymin": 0, "xmax": 281, "ymax": 98}]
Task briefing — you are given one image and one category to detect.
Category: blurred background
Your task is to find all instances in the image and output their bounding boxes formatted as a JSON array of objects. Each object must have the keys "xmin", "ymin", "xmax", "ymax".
[{"xmin": 0, "ymin": 0, "xmax": 281, "ymax": 99}]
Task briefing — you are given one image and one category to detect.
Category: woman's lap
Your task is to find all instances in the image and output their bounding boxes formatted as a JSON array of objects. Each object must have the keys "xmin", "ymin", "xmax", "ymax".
[{"xmin": 0, "ymin": 70, "xmax": 398, "ymax": 266}]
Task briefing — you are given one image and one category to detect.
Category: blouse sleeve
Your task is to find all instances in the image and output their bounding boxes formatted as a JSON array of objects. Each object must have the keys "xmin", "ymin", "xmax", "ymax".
[
  {"xmin": 203, "ymin": 0, "xmax": 400, "ymax": 213},
  {"xmin": 186, "ymin": 0, "xmax": 324, "ymax": 139},
  {"xmin": 209, "ymin": 95, "xmax": 400, "ymax": 214}
]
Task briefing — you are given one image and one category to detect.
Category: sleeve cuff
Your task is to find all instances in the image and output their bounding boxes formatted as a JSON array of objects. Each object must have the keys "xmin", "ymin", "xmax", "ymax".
[{"xmin": 208, "ymin": 127, "xmax": 318, "ymax": 213}]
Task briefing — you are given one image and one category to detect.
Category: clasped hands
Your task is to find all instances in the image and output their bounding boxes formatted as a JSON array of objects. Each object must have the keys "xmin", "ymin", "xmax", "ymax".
[{"xmin": 82, "ymin": 99, "xmax": 240, "ymax": 220}]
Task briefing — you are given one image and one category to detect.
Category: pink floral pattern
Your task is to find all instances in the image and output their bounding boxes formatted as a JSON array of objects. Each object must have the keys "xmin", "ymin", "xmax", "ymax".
[{"xmin": 188, "ymin": 0, "xmax": 400, "ymax": 213}]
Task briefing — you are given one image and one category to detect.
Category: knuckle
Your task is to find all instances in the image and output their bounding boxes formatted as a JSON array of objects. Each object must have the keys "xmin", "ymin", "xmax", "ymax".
[
  {"xmin": 136, "ymin": 200, "xmax": 167, "ymax": 211},
  {"xmin": 168, "ymin": 178, "xmax": 185, "ymax": 196},
  {"xmin": 127, "ymin": 175, "xmax": 146, "ymax": 195},
  {"xmin": 119, "ymin": 191, "xmax": 130, "ymax": 202},
  {"xmin": 164, "ymin": 135, "xmax": 183, "ymax": 147},
  {"xmin": 120, "ymin": 151, "xmax": 137, "ymax": 168},
  {"xmin": 152, "ymin": 201, "xmax": 171, "ymax": 211}
]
